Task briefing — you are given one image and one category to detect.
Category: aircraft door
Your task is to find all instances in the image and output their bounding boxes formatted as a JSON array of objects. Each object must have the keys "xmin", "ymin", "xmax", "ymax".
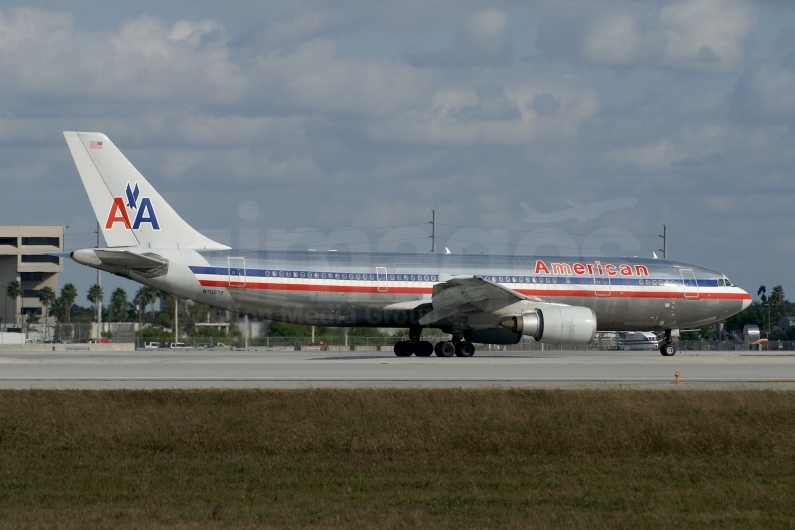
[
  {"xmin": 228, "ymin": 257, "xmax": 246, "ymax": 287},
  {"xmin": 680, "ymin": 269, "xmax": 699, "ymax": 299},
  {"xmin": 376, "ymin": 266, "xmax": 388, "ymax": 292},
  {"xmin": 593, "ymin": 261, "xmax": 611, "ymax": 297}
]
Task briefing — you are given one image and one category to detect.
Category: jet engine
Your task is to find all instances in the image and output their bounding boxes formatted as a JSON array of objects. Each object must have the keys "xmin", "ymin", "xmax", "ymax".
[{"xmin": 500, "ymin": 306, "xmax": 596, "ymax": 345}]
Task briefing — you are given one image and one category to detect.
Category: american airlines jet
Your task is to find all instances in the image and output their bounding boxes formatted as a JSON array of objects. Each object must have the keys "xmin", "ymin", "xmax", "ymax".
[{"xmin": 64, "ymin": 132, "xmax": 752, "ymax": 357}]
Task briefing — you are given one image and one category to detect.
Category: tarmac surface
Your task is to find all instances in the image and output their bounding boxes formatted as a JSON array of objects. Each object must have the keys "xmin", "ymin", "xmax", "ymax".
[{"xmin": 1, "ymin": 348, "xmax": 795, "ymax": 389}]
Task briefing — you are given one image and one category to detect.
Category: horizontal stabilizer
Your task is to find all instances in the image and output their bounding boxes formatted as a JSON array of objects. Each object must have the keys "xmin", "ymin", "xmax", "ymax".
[{"xmin": 72, "ymin": 248, "xmax": 169, "ymax": 278}]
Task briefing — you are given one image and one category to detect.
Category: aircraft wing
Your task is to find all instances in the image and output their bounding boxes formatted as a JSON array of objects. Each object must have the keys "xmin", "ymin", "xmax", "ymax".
[{"xmin": 419, "ymin": 276, "xmax": 541, "ymax": 325}]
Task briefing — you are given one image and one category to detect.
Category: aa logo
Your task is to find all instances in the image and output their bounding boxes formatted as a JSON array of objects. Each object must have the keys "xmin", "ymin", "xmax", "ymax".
[{"xmin": 105, "ymin": 182, "xmax": 160, "ymax": 230}]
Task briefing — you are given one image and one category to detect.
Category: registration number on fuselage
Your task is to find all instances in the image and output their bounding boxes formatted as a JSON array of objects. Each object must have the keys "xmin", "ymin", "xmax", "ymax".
[{"xmin": 202, "ymin": 289, "xmax": 226, "ymax": 295}]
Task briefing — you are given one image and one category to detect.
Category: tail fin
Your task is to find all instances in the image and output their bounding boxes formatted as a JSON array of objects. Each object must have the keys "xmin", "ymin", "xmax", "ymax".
[{"xmin": 63, "ymin": 132, "xmax": 229, "ymax": 250}]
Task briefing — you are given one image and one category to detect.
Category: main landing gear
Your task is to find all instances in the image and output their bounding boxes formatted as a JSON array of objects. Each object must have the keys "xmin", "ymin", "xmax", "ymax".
[
  {"xmin": 660, "ymin": 329, "xmax": 677, "ymax": 356},
  {"xmin": 393, "ymin": 326, "xmax": 476, "ymax": 357}
]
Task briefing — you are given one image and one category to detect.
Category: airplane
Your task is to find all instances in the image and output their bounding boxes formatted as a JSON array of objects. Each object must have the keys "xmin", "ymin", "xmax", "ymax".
[
  {"xmin": 63, "ymin": 132, "xmax": 751, "ymax": 357},
  {"xmin": 521, "ymin": 198, "xmax": 639, "ymax": 224}
]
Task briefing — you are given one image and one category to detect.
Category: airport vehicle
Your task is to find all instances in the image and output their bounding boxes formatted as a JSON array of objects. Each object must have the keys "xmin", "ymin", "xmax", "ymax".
[
  {"xmin": 63, "ymin": 132, "xmax": 752, "ymax": 358},
  {"xmin": 0, "ymin": 332, "xmax": 26, "ymax": 345},
  {"xmin": 618, "ymin": 331, "xmax": 660, "ymax": 351}
]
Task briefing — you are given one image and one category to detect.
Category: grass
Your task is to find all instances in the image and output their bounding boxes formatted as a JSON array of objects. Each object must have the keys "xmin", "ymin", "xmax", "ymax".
[{"xmin": 0, "ymin": 389, "xmax": 794, "ymax": 528}]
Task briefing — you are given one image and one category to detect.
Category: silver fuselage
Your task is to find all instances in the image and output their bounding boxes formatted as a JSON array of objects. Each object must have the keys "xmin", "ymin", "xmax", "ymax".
[{"xmin": 122, "ymin": 249, "xmax": 751, "ymax": 334}]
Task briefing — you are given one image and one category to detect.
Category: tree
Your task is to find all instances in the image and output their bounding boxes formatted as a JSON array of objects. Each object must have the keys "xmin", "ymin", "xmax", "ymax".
[
  {"xmin": 770, "ymin": 286, "xmax": 785, "ymax": 308},
  {"xmin": 758, "ymin": 285, "xmax": 767, "ymax": 303},
  {"xmin": 110, "ymin": 288, "xmax": 129, "ymax": 322},
  {"xmin": 87, "ymin": 284, "xmax": 104, "ymax": 323},
  {"xmin": 60, "ymin": 283, "xmax": 78, "ymax": 324},
  {"xmin": 134, "ymin": 286, "xmax": 157, "ymax": 319},
  {"xmin": 6, "ymin": 280, "xmax": 21, "ymax": 327},
  {"xmin": 50, "ymin": 297, "xmax": 66, "ymax": 322},
  {"xmin": 38, "ymin": 286, "xmax": 56, "ymax": 341}
]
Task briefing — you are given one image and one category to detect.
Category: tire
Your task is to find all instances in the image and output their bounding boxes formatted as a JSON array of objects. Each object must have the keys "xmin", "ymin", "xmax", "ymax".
[
  {"xmin": 435, "ymin": 341, "xmax": 456, "ymax": 357},
  {"xmin": 394, "ymin": 341, "xmax": 413, "ymax": 357},
  {"xmin": 415, "ymin": 341, "xmax": 434, "ymax": 357},
  {"xmin": 455, "ymin": 341, "xmax": 475, "ymax": 357},
  {"xmin": 660, "ymin": 343, "xmax": 677, "ymax": 356}
]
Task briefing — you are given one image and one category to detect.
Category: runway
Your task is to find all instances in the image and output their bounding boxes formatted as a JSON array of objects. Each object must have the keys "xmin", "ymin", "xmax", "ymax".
[{"xmin": 1, "ymin": 348, "xmax": 795, "ymax": 389}]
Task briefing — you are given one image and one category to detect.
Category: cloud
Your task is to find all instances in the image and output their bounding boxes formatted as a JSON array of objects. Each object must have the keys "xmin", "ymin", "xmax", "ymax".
[
  {"xmin": 572, "ymin": 0, "xmax": 755, "ymax": 72},
  {"xmin": 1, "ymin": 2, "xmax": 795, "ymax": 301},
  {"xmin": 364, "ymin": 79, "xmax": 599, "ymax": 145},
  {"xmin": 732, "ymin": 64, "xmax": 795, "ymax": 125},
  {"xmin": 582, "ymin": 13, "xmax": 642, "ymax": 65},
  {"xmin": 403, "ymin": 10, "xmax": 514, "ymax": 68},
  {"xmin": 0, "ymin": 8, "xmax": 245, "ymax": 104}
]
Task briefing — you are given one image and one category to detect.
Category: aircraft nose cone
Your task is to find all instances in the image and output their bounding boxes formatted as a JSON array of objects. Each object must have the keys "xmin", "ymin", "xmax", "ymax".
[{"xmin": 741, "ymin": 291, "xmax": 752, "ymax": 311}]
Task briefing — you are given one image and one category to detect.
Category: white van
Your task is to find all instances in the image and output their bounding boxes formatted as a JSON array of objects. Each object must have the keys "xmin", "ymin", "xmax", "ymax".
[{"xmin": 169, "ymin": 342, "xmax": 190, "ymax": 349}]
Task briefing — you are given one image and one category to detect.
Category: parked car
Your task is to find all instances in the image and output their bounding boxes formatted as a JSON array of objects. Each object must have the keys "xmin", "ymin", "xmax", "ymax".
[
  {"xmin": 169, "ymin": 342, "xmax": 190, "ymax": 349},
  {"xmin": 143, "ymin": 342, "xmax": 161, "ymax": 349}
]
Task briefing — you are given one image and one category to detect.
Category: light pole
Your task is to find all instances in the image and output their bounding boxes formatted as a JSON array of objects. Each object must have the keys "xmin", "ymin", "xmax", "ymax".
[{"xmin": 767, "ymin": 302, "xmax": 772, "ymax": 350}]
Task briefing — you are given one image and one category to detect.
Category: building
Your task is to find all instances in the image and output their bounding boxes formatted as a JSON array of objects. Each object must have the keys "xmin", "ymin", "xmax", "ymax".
[
  {"xmin": 0, "ymin": 226, "xmax": 64, "ymax": 330},
  {"xmin": 779, "ymin": 316, "xmax": 795, "ymax": 330}
]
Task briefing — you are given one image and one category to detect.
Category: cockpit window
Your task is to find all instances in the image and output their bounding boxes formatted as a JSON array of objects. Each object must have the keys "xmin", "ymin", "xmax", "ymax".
[
  {"xmin": 718, "ymin": 279, "xmax": 725, "ymax": 286},
  {"xmin": 723, "ymin": 278, "xmax": 732, "ymax": 286}
]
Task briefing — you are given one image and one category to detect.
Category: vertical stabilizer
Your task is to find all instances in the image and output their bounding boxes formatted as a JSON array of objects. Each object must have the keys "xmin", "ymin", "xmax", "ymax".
[{"xmin": 63, "ymin": 132, "xmax": 229, "ymax": 250}]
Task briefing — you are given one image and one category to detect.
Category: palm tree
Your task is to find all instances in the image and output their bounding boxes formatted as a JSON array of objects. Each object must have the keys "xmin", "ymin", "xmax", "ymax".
[
  {"xmin": 60, "ymin": 283, "xmax": 78, "ymax": 324},
  {"xmin": 6, "ymin": 280, "xmax": 21, "ymax": 327},
  {"xmin": 758, "ymin": 285, "xmax": 767, "ymax": 303},
  {"xmin": 133, "ymin": 287, "xmax": 147, "ymax": 324},
  {"xmin": 110, "ymin": 288, "xmax": 128, "ymax": 322},
  {"xmin": 87, "ymin": 284, "xmax": 104, "ymax": 323},
  {"xmin": 145, "ymin": 287, "xmax": 158, "ymax": 318},
  {"xmin": 38, "ymin": 286, "xmax": 56, "ymax": 341},
  {"xmin": 134, "ymin": 286, "xmax": 157, "ymax": 321},
  {"xmin": 156, "ymin": 290, "xmax": 169, "ymax": 317}
]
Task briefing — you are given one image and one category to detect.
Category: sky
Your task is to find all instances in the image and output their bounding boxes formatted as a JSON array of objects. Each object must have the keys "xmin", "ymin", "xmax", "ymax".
[{"xmin": 1, "ymin": 0, "xmax": 794, "ymax": 305}]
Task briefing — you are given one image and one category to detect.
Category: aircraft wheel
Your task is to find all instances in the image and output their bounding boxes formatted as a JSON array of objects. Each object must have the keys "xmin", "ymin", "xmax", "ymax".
[
  {"xmin": 660, "ymin": 343, "xmax": 677, "ymax": 356},
  {"xmin": 455, "ymin": 341, "xmax": 476, "ymax": 357},
  {"xmin": 394, "ymin": 341, "xmax": 413, "ymax": 357},
  {"xmin": 415, "ymin": 341, "xmax": 434, "ymax": 357},
  {"xmin": 435, "ymin": 341, "xmax": 456, "ymax": 357}
]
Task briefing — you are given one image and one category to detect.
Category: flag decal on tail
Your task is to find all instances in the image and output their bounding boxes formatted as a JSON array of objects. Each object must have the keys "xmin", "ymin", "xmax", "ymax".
[
  {"xmin": 90, "ymin": 141, "xmax": 103, "ymax": 149},
  {"xmin": 105, "ymin": 181, "xmax": 160, "ymax": 230}
]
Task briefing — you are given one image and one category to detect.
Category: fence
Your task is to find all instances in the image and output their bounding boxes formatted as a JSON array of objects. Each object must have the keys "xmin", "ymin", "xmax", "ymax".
[{"xmin": 9, "ymin": 322, "xmax": 136, "ymax": 344}]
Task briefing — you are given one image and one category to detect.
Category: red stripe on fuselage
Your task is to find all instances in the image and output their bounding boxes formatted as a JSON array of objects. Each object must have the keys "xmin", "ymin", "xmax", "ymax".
[
  {"xmin": 198, "ymin": 280, "xmax": 429, "ymax": 295},
  {"xmin": 197, "ymin": 280, "xmax": 751, "ymax": 300}
]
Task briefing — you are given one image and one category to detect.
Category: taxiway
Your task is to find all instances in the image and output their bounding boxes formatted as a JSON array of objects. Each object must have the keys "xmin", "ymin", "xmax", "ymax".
[{"xmin": 0, "ymin": 348, "xmax": 794, "ymax": 389}]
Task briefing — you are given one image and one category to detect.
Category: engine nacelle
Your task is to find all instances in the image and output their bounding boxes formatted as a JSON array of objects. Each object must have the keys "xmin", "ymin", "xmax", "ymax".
[{"xmin": 500, "ymin": 306, "xmax": 597, "ymax": 345}]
